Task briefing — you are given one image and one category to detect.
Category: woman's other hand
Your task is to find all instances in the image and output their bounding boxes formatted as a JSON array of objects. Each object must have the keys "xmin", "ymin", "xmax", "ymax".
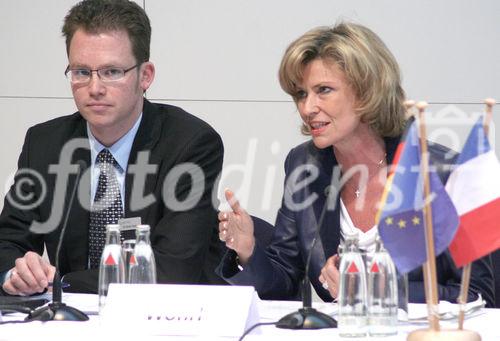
[{"xmin": 319, "ymin": 254, "xmax": 340, "ymax": 299}]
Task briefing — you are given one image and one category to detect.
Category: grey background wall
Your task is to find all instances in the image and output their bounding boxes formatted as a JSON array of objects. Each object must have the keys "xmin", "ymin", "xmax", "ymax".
[{"xmin": 0, "ymin": 0, "xmax": 499, "ymax": 224}]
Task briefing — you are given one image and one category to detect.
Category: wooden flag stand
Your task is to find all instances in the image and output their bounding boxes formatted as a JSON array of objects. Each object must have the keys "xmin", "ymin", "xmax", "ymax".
[
  {"xmin": 408, "ymin": 329, "xmax": 481, "ymax": 341},
  {"xmin": 406, "ymin": 102, "xmax": 480, "ymax": 341}
]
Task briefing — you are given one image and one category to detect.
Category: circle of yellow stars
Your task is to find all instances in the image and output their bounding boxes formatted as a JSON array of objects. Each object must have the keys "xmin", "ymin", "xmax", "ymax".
[{"xmin": 384, "ymin": 215, "xmax": 421, "ymax": 229}]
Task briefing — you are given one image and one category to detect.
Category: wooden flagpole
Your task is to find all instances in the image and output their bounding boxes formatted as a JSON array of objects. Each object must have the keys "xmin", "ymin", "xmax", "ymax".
[
  {"xmin": 457, "ymin": 98, "xmax": 496, "ymax": 330},
  {"xmin": 457, "ymin": 265, "xmax": 472, "ymax": 330},
  {"xmin": 414, "ymin": 101, "xmax": 440, "ymax": 331},
  {"xmin": 404, "ymin": 100, "xmax": 435, "ymax": 310},
  {"xmin": 404, "ymin": 100, "xmax": 417, "ymax": 118},
  {"xmin": 483, "ymin": 98, "xmax": 495, "ymax": 134},
  {"xmin": 405, "ymin": 99, "xmax": 436, "ymax": 310}
]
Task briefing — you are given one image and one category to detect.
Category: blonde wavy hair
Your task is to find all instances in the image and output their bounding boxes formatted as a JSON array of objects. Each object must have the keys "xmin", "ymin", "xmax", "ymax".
[{"xmin": 279, "ymin": 22, "xmax": 406, "ymax": 137}]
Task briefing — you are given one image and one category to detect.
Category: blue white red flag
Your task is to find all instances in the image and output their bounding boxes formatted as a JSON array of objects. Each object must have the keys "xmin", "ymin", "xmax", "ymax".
[{"xmin": 445, "ymin": 118, "xmax": 500, "ymax": 267}]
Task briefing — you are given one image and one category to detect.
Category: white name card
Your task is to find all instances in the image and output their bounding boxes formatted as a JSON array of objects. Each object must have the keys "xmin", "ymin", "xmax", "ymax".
[{"xmin": 101, "ymin": 283, "xmax": 260, "ymax": 337}]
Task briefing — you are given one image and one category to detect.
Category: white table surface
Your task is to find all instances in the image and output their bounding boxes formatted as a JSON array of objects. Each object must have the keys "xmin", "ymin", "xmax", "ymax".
[{"xmin": 1, "ymin": 293, "xmax": 499, "ymax": 341}]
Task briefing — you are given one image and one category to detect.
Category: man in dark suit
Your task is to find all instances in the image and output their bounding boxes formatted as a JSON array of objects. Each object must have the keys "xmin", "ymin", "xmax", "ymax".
[{"xmin": 0, "ymin": 0, "xmax": 225, "ymax": 295}]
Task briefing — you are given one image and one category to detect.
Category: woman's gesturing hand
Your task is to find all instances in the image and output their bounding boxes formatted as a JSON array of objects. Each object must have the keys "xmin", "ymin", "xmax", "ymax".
[{"xmin": 218, "ymin": 189, "xmax": 256, "ymax": 264}]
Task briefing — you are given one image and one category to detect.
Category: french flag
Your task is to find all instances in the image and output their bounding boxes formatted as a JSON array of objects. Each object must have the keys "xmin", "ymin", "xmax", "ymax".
[{"xmin": 445, "ymin": 118, "xmax": 500, "ymax": 267}]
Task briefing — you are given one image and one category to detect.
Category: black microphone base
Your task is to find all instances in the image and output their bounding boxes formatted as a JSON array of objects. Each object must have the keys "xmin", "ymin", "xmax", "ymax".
[
  {"xmin": 276, "ymin": 307, "xmax": 337, "ymax": 329},
  {"xmin": 25, "ymin": 302, "xmax": 89, "ymax": 322}
]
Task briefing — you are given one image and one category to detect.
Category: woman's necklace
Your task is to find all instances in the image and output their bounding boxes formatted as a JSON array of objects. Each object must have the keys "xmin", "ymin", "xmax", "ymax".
[{"xmin": 354, "ymin": 154, "xmax": 387, "ymax": 198}]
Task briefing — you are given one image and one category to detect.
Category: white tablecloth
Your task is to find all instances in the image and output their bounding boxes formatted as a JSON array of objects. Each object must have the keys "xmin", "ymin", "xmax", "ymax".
[{"xmin": 1, "ymin": 294, "xmax": 499, "ymax": 341}]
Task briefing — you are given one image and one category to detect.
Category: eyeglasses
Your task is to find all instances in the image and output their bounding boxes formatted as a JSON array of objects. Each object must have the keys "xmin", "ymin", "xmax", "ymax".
[{"xmin": 64, "ymin": 64, "xmax": 140, "ymax": 84}]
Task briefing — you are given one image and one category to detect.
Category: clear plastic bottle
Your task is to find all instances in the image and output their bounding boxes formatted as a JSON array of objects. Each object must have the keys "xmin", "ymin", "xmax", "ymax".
[
  {"xmin": 367, "ymin": 236, "xmax": 398, "ymax": 336},
  {"xmin": 338, "ymin": 234, "xmax": 368, "ymax": 337},
  {"xmin": 128, "ymin": 224, "xmax": 157, "ymax": 284},
  {"xmin": 98, "ymin": 224, "xmax": 125, "ymax": 312},
  {"xmin": 121, "ymin": 239, "xmax": 136, "ymax": 283}
]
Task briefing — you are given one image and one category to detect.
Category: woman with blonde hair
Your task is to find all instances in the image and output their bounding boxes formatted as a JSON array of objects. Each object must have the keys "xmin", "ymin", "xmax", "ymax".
[{"xmin": 217, "ymin": 22, "xmax": 494, "ymax": 307}]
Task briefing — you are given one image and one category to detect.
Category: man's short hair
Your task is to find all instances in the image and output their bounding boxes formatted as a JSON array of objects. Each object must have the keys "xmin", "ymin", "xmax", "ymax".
[{"xmin": 62, "ymin": 0, "xmax": 151, "ymax": 64}]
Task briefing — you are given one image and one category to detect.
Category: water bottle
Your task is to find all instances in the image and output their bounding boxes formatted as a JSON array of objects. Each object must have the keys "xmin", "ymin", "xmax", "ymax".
[
  {"xmin": 397, "ymin": 272, "xmax": 409, "ymax": 321},
  {"xmin": 338, "ymin": 234, "xmax": 368, "ymax": 337},
  {"xmin": 367, "ymin": 236, "xmax": 398, "ymax": 336},
  {"xmin": 98, "ymin": 224, "xmax": 125, "ymax": 312},
  {"xmin": 121, "ymin": 239, "xmax": 136, "ymax": 283},
  {"xmin": 128, "ymin": 224, "xmax": 157, "ymax": 283}
]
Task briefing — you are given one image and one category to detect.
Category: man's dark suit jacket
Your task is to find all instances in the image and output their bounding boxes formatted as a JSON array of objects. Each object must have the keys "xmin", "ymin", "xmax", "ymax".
[
  {"xmin": 0, "ymin": 99, "xmax": 226, "ymax": 293},
  {"xmin": 218, "ymin": 136, "xmax": 495, "ymax": 307}
]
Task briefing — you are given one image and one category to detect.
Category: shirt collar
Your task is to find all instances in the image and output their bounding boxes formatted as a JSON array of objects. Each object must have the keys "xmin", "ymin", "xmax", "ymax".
[{"xmin": 87, "ymin": 113, "xmax": 143, "ymax": 173}]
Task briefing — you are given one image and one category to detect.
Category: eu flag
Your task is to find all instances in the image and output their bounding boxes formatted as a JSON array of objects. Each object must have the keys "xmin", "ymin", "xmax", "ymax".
[{"xmin": 378, "ymin": 121, "xmax": 459, "ymax": 274}]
